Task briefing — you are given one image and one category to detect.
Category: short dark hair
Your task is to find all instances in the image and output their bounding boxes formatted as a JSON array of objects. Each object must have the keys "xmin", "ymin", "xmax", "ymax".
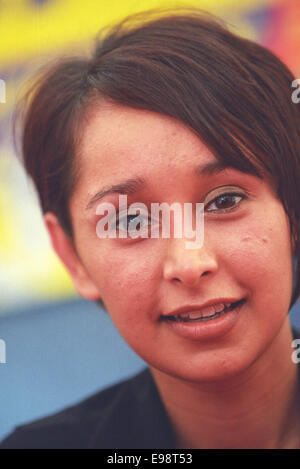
[{"xmin": 17, "ymin": 8, "xmax": 300, "ymax": 308}]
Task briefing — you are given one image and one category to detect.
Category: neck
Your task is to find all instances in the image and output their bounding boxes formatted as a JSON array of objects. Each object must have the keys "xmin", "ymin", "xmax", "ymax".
[{"xmin": 150, "ymin": 323, "xmax": 300, "ymax": 449}]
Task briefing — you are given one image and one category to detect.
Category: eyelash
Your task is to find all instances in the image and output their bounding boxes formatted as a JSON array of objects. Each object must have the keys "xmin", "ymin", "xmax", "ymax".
[
  {"xmin": 114, "ymin": 213, "xmax": 150, "ymax": 234},
  {"xmin": 113, "ymin": 191, "xmax": 247, "ymax": 235},
  {"xmin": 205, "ymin": 191, "xmax": 247, "ymax": 213}
]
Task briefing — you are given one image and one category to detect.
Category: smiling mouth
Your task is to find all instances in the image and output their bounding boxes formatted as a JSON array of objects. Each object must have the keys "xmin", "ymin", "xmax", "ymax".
[{"xmin": 160, "ymin": 299, "xmax": 246, "ymax": 323}]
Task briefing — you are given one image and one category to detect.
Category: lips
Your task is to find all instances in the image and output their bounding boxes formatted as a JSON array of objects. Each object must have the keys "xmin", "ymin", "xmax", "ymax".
[{"xmin": 160, "ymin": 299, "xmax": 246, "ymax": 323}]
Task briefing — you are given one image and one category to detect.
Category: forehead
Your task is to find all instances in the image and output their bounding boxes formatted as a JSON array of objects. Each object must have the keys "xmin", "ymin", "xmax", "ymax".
[{"xmin": 77, "ymin": 102, "xmax": 216, "ymax": 178}]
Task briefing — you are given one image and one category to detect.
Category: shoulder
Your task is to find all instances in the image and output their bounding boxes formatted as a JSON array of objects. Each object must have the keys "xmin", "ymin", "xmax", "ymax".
[{"xmin": 0, "ymin": 367, "xmax": 157, "ymax": 449}]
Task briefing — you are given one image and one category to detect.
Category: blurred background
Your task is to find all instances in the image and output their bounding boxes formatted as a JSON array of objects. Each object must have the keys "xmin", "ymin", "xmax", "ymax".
[{"xmin": 0, "ymin": 0, "xmax": 300, "ymax": 441}]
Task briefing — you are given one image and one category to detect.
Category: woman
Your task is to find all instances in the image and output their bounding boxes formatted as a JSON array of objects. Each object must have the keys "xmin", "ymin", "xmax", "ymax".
[{"xmin": 1, "ymin": 8, "xmax": 300, "ymax": 449}]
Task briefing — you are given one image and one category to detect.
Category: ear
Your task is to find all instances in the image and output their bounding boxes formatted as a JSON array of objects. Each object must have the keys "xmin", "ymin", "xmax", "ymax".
[{"xmin": 44, "ymin": 212, "xmax": 102, "ymax": 301}]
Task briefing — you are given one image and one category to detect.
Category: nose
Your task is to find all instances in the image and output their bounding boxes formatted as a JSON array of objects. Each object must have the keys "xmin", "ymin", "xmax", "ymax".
[{"xmin": 163, "ymin": 237, "xmax": 218, "ymax": 288}]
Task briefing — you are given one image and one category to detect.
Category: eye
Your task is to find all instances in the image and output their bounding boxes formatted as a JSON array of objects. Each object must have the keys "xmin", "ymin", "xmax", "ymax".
[
  {"xmin": 205, "ymin": 191, "xmax": 246, "ymax": 213},
  {"xmin": 115, "ymin": 212, "xmax": 151, "ymax": 238}
]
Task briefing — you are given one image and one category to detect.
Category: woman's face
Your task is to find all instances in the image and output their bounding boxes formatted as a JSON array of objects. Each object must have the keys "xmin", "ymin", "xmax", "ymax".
[{"xmin": 68, "ymin": 102, "xmax": 294, "ymax": 382}]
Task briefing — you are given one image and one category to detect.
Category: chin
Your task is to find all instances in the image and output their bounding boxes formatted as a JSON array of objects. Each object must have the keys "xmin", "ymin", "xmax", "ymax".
[{"xmin": 159, "ymin": 352, "xmax": 257, "ymax": 385}]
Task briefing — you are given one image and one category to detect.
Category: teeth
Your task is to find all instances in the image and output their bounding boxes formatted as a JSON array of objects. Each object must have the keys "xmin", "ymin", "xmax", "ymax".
[
  {"xmin": 177, "ymin": 303, "xmax": 226, "ymax": 320},
  {"xmin": 214, "ymin": 303, "xmax": 226, "ymax": 313},
  {"xmin": 177, "ymin": 311, "xmax": 190, "ymax": 319}
]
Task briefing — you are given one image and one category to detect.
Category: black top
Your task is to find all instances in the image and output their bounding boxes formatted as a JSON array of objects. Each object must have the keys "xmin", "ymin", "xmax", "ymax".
[{"xmin": 1, "ymin": 327, "xmax": 300, "ymax": 449}]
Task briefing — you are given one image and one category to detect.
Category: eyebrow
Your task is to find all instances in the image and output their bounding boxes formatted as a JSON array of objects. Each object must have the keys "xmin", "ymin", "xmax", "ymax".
[{"xmin": 85, "ymin": 160, "xmax": 229, "ymax": 210}]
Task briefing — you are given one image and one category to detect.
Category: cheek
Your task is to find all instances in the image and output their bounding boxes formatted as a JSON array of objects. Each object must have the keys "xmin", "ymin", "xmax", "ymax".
[
  {"xmin": 214, "ymin": 211, "xmax": 293, "ymax": 306},
  {"xmin": 91, "ymin": 244, "xmax": 160, "ymax": 323}
]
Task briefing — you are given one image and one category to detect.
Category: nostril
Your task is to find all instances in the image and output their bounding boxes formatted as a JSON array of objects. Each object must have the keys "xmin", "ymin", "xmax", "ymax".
[
  {"xmin": 201, "ymin": 271, "xmax": 210, "ymax": 277},
  {"xmin": 173, "ymin": 270, "xmax": 210, "ymax": 284}
]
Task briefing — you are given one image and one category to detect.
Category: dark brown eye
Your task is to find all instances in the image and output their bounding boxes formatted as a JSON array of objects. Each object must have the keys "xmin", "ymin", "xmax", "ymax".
[
  {"xmin": 206, "ymin": 192, "xmax": 245, "ymax": 212},
  {"xmin": 116, "ymin": 214, "xmax": 149, "ymax": 233}
]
